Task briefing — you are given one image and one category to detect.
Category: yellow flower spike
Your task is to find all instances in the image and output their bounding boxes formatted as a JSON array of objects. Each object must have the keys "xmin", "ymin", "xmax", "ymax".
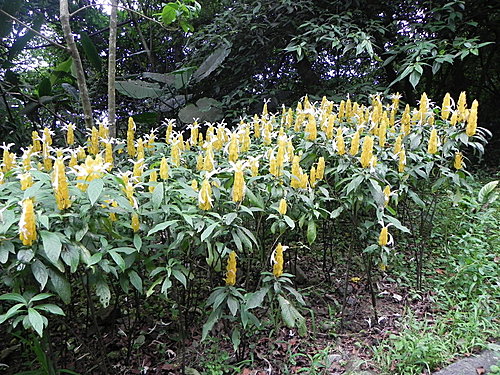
[
  {"xmin": 19, "ymin": 172, "xmax": 33, "ymax": 190},
  {"xmin": 427, "ymin": 128, "xmax": 439, "ymax": 154},
  {"xmin": 310, "ymin": 165, "xmax": 317, "ymax": 187},
  {"xmin": 190, "ymin": 122, "xmax": 199, "ymax": 146},
  {"xmin": 285, "ymin": 108, "xmax": 294, "ymax": 129},
  {"xmin": 148, "ymin": 170, "xmax": 158, "ymax": 193},
  {"xmin": 196, "ymin": 154, "xmax": 204, "ymax": 171},
  {"xmin": 272, "ymin": 243, "xmax": 285, "ymax": 277},
  {"xmin": 171, "ymin": 142, "xmax": 181, "ymax": 166},
  {"xmin": 466, "ymin": 100, "xmax": 478, "ymax": 137},
  {"xmin": 441, "ymin": 93, "xmax": 451, "ymax": 120},
  {"xmin": 198, "ymin": 178, "xmax": 213, "ymax": 211},
  {"xmin": 240, "ymin": 126, "xmax": 251, "ymax": 152},
  {"xmin": 316, "ymin": 157, "xmax": 325, "ymax": 180},
  {"xmin": 325, "ymin": 114, "xmax": 335, "ymax": 139},
  {"xmin": 378, "ymin": 116, "xmax": 388, "ymax": 147},
  {"xmin": 383, "ymin": 185, "xmax": 391, "ymax": 207},
  {"xmin": 232, "ymin": 160, "xmax": 246, "ymax": 203},
  {"xmin": 262, "ymin": 121, "xmax": 272, "ymax": 145},
  {"xmin": 278, "ymin": 198, "xmax": 287, "ymax": 215},
  {"xmin": 350, "ymin": 130, "xmax": 360, "ymax": 156},
  {"xmin": 393, "ymin": 134, "xmax": 402, "ymax": 155},
  {"xmin": 52, "ymin": 158, "xmax": 71, "ymax": 210},
  {"xmin": 336, "ymin": 127, "xmax": 345, "ymax": 155},
  {"xmin": 345, "ymin": 98, "xmax": 352, "ymax": 118},
  {"xmin": 103, "ymin": 142, "xmax": 113, "ymax": 171},
  {"xmin": 228, "ymin": 132, "xmax": 239, "ymax": 162},
  {"xmin": 269, "ymin": 152, "xmax": 278, "ymax": 176},
  {"xmin": 203, "ymin": 144, "xmax": 215, "ymax": 172},
  {"xmin": 66, "ymin": 123, "xmax": 75, "ymax": 145},
  {"xmin": 290, "ymin": 155, "xmax": 302, "ymax": 188},
  {"xmin": 454, "ymin": 152, "xmax": 464, "ymax": 170},
  {"xmin": 127, "ymin": 117, "xmax": 136, "ymax": 157},
  {"xmin": 109, "ymin": 200, "xmax": 118, "ymax": 222},
  {"xmin": 160, "ymin": 157, "xmax": 169, "ymax": 180},
  {"xmin": 225, "ymin": 251, "xmax": 237, "ymax": 286},
  {"xmin": 32, "ymin": 131, "xmax": 41, "ymax": 152},
  {"xmin": 398, "ymin": 148, "xmax": 406, "ymax": 173},
  {"xmin": 360, "ymin": 136, "xmax": 374, "ymax": 168},
  {"xmin": 131, "ymin": 213, "xmax": 140, "ymax": 232},
  {"xmin": 419, "ymin": 92, "xmax": 428, "ymax": 119},
  {"xmin": 191, "ymin": 179, "xmax": 198, "ymax": 192},
  {"xmin": 253, "ymin": 114, "xmax": 261, "ymax": 138},
  {"xmin": 339, "ymin": 100, "xmax": 345, "ymax": 119},
  {"xmin": 77, "ymin": 146, "xmax": 86, "ymax": 160},
  {"xmin": 19, "ymin": 198, "xmax": 37, "ymax": 246},
  {"xmin": 402, "ymin": 104, "xmax": 411, "ymax": 135},
  {"xmin": 249, "ymin": 157, "xmax": 259, "ymax": 177},
  {"xmin": 305, "ymin": 114, "xmax": 317, "ymax": 141},
  {"xmin": 43, "ymin": 127, "xmax": 52, "ymax": 146},
  {"xmin": 300, "ymin": 172, "xmax": 309, "ymax": 189},
  {"xmin": 132, "ymin": 159, "xmax": 144, "ymax": 180},
  {"xmin": 294, "ymin": 110, "xmax": 304, "ymax": 132},
  {"xmin": 1, "ymin": 148, "xmax": 15, "ymax": 173},
  {"xmin": 198, "ymin": 132, "xmax": 204, "ymax": 145},
  {"xmin": 88, "ymin": 126, "xmax": 99, "ymax": 155},
  {"xmin": 165, "ymin": 121, "xmax": 174, "ymax": 143},
  {"xmin": 136, "ymin": 138, "xmax": 145, "ymax": 161},
  {"xmin": 457, "ymin": 91, "xmax": 467, "ymax": 121},
  {"xmin": 122, "ymin": 177, "xmax": 136, "ymax": 207},
  {"xmin": 379, "ymin": 225, "xmax": 389, "ymax": 246},
  {"xmin": 391, "ymin": 92, "xmax": 401, "ymax": 110},
  {"xmin": 450, "ymin": 111, "xmax": 458, "ymax": 126}
]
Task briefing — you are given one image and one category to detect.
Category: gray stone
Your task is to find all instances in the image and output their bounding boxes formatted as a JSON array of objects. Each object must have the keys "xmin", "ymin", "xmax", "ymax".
[{"xmin": 433, "ymin": 350, "xmax": 500, "ymax": 375}]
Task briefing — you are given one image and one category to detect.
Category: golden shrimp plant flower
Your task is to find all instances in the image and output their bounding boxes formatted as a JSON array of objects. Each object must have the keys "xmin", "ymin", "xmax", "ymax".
[
  {"xmin": 454, "ymin": 152, "xmax": 464, "ymax": 170},
  {"xmin": 75, "ymin": 155, "xmax": 107, "ymax": 191},
  {"xmin": 427, "ymin": 128, "xmax": 439, "ymax": 154},
  {"xmin": 198, "ymin": 178, "xmax": 213, "ymax": 211},
  {"xmin": 225, "ymin": 251, "xmax": 237, "ymax": 286},
  {"xmin": 350, "ymin": 130, "xmax": 360, "ymax": 156},
  {"xmin": 127, "ymin": 117, "xmax": 136, "ymax": 157},
  {"xmin": 231, "ymin": 161, "xmax": 246, "ymax": 203},
  {"xmin": 160, "ymin": 157, "xmax": 169, "ymax": 180},
  {"xmin": 19, "ymin": 198, "xmax": 37, "ymax": 246},
  {"xmin": 52, "ymin": 158, "xmax": 71, "ymax": 210},
  {"xmin": 466, "ymin": 100, "xmax": 478, "ymax": 137},
  {"xmin": 131, "ymin": 213, "xmax": 140, "ymax": 232},
  {"xmin": 316, "ymin": 157, "xmax": 325, "ymax": 180},
  {"xmin": 360, "ymin": 136, "xmax": 374, "ymax": 168},
  {"xmin": 272, "ymin": 243, "xmax": 286, "ymax": 277},
  {"xmin": 336, "ymin": 127, "xmax": 345, "ymax": 155},
  {"xmin": 278, "ymin": 198, "xmax": 287, "ymax": 215}
]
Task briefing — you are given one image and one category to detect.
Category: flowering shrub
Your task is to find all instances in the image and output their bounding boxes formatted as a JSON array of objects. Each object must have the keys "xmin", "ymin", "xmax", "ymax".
[{"xmin": 0, "ymin": 92, "xmax": 489, "ymax": 349}]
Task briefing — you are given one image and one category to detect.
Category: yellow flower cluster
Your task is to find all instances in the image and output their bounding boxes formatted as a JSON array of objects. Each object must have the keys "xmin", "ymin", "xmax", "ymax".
[{"xmin": 225, "ymin": 251, "xmax": 237, "ymax": 286}]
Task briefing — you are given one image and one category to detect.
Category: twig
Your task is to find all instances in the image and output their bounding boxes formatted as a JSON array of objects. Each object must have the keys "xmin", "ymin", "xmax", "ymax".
[{"xmin": 0, "ymin": 9, "xmax": 67, "ymax": 51}]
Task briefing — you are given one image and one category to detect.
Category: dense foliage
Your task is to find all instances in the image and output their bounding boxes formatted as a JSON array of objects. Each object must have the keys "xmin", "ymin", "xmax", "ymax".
[
  {"xmin": 0, "ymin": 92, "xmax": 491, "ymax": 372},
  {"xmin": 0, "ymin": 0, "xmax": 498, "ymax": 146}
]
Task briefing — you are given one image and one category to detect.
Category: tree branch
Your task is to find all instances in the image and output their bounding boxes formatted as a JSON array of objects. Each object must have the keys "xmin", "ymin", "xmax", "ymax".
[
  {"xmin": 0, "ymin": 9, "xmax": 67, "ymax": 51},
  {"xmin": 60, "ymin": 0, "xmax": 94, "ymax": 128}
]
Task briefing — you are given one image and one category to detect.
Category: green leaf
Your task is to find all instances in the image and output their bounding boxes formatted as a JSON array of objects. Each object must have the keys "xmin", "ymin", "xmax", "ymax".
[
  {"xmin": 172, "ymin": 269, "xmax": 187, "ymax": 288},
  {"xmin": 28, "ymin": 308, "xmax": 44, "ymax": 337},
  {"xmin": 0, "ymin": 303, "xmax": 25, "ymax": 324},
  {"xmin": 87, "ymin": 178, "xmax": 104, "ymax": 206},
  {"xmin": 116, "ymin": 80, "xmax": 164, "ymax": 99},
  {"xmin": 80, "ymin": 32, "xmax": 102, "ymax": 71},
  {"xmin": 161, "ymin": 4, "xmax": 177, "ymax": 25},
  {"xmin": 201, "ymin": 222, "xmax": 218, "ymax": 242},
  {"xmin": 278, "ymin": 295, "xmax": 295, "ymax": 328},
  {"xmin": 40, "ymin": 231, "xmax": 62, "ymax": 265},
  {"xmin": 409, "ymin": 69, "xmax": 421, "ymax": 88},
  {"xmin": 95, "ymin": 278, "xmax": 111, "ymax": 307},
  {"xmin": 284, "ymin": 215, "xmax": 295, "ymax": 229},
  {"xmin": 29, "ymin": 293, "xmax": 53, "ymax": 304},
  {"xmin": 247, "ymin": 287, "xmax": 269, "ymax": 309},
  {"xmin": 147, "ymin": 220, "xmax": 177, "ymax": 236},
  {"xmin": 128, "ymin": 270, "xmax": 143, "ymax": 293},
  {"xmin": 202, "ymin": 308, "xmax": 221, "ymax": 341},
  {"xmin": 192, "ymin": 44, "xmax": 231, "ymax": 82},
  {"xmin": 109, "ymin": 250, "xmax": 125, "ymax": 272},
  {"xmin": 0, "ymin": 241, "xmax": 14, "ymax": 263},
  {"xmin": 48, "ymin": 270, "xmax": 71, "ymax": 304},
  {"xmin": 231, "ymin": 328, "xmax": 241, "ymax": 352},
  {"xmin": 0, "ymin": 293, "xmax": 27, "ymax": 304},
  {"xmin": 37, "ymin": 77, "xmax": 52, "ymax": 97},
  {"xmin": 226, "ymin": 295, "xmax": 239, "ymax": 316},
  {"xmin": 307, "ymin": 220, "xmax": 317, "ymax": 245},
  {"xmin": 478, "ymin": 180, "xmax": 498, "ymax": 204},
  {"xmin": 152, "ymin": 182, "xmax": 164, "ymax": 209},
  {"xmin": 133, "ymin": 234, "xmax": 142, "ymax": 251},
  {"xmin": 34, "ymin": 304, "xmax": 65, "ymax": 316}
]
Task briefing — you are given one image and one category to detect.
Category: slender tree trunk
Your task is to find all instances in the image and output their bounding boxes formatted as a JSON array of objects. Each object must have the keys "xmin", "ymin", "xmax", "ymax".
[
  {"xmin": 108, "ymin": 0, "xmax": 118, "ymax": 137},
  {"xmin": 59, "ymin": 0, "xmax": 94, "ymax": 129}
]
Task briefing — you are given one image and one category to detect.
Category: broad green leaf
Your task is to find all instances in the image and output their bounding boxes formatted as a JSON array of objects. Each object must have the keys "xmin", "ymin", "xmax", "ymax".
[
  {"xmin": 226, "ymin": 296, "xmax": 239, "ymax": 316},
  {"xmin": 35, "ymin": 304, "xmax": 65, "ymax": 316},
  {"xmin": 48, "ymin": 270, "xmax": 71, "ymax": 304},
  {"xmin": 152, "ymin": 182, "xmax": 164, "ymax": 209},
  {"xmin": 161, "ymin": 4, "xmax": 177, "ymax": 25},
  {"xmin": 109, "ymin": 250, "xmax": 126, "ymax": 271},
  {"xmin": 172, "ymin": 269, "xmax": 187, "ymax": 288},
  {"xmin": 0, "ymin": 293, "xmax": 27, "ymax": 304},
  {"xmin": 40, "ymin": 231, "xmax": 62, "ymax": 265},
  {"xmin": 29, "ymin": 293, "xmax": 53, "ymax": 303},
  {"xmin": 478, "ymin": 180, "xmax": 498, "ymax": 204},
  {"xmin": 80, "ymin": 32, "xmax": 102, "ymax": 71},
  {"xmin": 231, "ymin": 328, "xmax": 241, "ymax": 352},
  {"xmin": 96, "ymin": 278, "xmax": 111, "ymax": 307},
  {"xmin": 201, "ymin": 222, "xmax": 218, "ymax": 242},
  {"xmin": 87, "ymin": 178, "xmax": 104, "ymax": 206},
  {"xmin": 247, "ymin": 287, "xmax": 269, "ymax": 309},
  {"xmin": 133, "ymin": 234, "xmax": 142, "ymax": 251},
  {"xmin": 0, "ymin": 303, "xmax": 25, "ymax": 324},
  {"xmin": 28, "ymin": 308, "xmax": 44, "ymax": 337},
  {"xmin": 128, "ymin": 270, "xmax": 143, "ymax": 293},
  {"xmin": 192, "ymin": 44, "xmax": 231, "ymax": 82},
  {"xmin": 0, "ymin": 241, "xmax": 14, "ymax": 263},
  {"xmin": 148, "ymin": 220, "xmax": 177, "ymax": 236},
  {"xmin": 278, "ymin": 295, "xmax": 295, "ymax": 328},
  {"xmin": 202, "ymin": 308, "xmax": 221, "ymax": 341},
  {"xmin": 116, "ymin": 80, "xmax": 163, "ymax": 99},
  {"xmin": 307, "ymin": 220, "xmax": 317, "ymax": 245}
]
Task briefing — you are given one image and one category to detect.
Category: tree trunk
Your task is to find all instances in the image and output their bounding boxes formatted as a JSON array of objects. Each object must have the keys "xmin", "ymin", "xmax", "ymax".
[
  {"xmin": 59, "ymin": 0, "xmax": 94, "ymax": 129},
  {"xmin": 108, "ymin": 0, "xmax": 118, "ymax": 137}
]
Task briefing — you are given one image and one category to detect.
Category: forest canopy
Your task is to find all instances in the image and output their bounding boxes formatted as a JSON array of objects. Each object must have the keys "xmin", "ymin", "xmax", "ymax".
[{"xmin": 0, "ymin": 0, "xmax": 498, "ymax": 145}]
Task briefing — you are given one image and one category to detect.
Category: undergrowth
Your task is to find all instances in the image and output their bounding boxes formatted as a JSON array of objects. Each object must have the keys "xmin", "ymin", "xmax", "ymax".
[{"xmin": 374, "ymin": 175, "xmax": 500, "ymax": 375}]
